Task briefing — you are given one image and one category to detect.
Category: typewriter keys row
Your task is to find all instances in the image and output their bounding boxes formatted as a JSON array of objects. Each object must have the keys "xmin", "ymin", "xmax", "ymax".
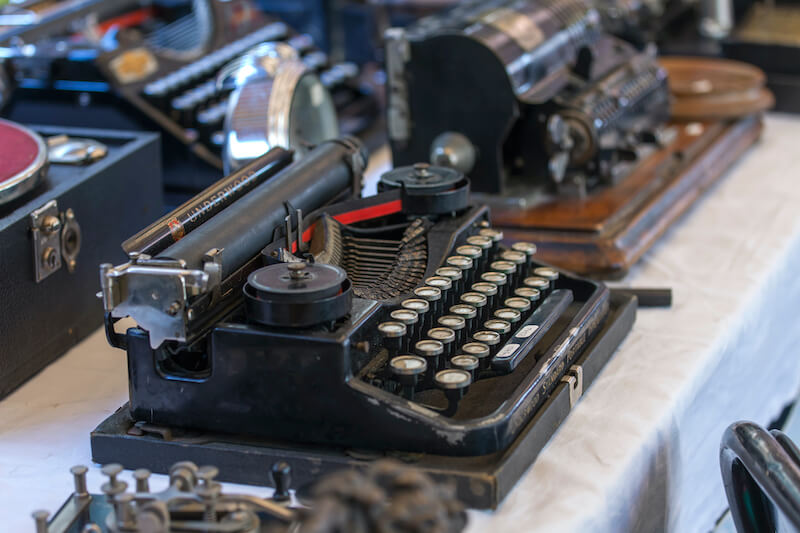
[{"xmin": 379, "ymin": 236, "xmax": 556, "ymax": 412}]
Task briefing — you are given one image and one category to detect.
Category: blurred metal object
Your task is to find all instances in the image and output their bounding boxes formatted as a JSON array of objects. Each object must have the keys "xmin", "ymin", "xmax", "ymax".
[
  {"xmin": 699, "ymin": 0, "xmax": 733, "ymax": 39},
  {"xmin": 720, "ymin": 421, "xmax": 800, "ymax": 532},
  {"xmin": 46, "ymin": 134, "xmax": 107, "ymax": 165},
  {"xmin": 222, "ymin": 41, "xmax": 338, "ymax": 173}
]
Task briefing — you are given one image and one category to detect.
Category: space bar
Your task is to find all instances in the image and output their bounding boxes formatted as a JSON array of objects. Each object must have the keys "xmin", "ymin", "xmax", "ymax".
[{"xmin": 490, "ymin": 289, "xmax": 573, "ymax": 372}]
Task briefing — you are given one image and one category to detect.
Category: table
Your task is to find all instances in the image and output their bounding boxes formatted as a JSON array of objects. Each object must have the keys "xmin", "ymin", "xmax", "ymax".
[{"xmin": 3, "ymin": 114, "xmax": 800, "ymax": 532}]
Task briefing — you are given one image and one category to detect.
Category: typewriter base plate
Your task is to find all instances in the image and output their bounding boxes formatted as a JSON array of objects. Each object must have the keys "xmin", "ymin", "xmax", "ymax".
[
  {"xmin": 91, "ymin": 292, "xmax": 635, "ymax": 510},
  {"xmin": 492, "ymin": 116, "xmax": 762, "ymax": 278}
]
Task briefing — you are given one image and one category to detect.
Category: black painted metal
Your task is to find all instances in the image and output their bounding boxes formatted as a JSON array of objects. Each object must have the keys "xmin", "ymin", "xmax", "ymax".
[
  {"xmin": 91, "ymin": 292, "xmax": 636, "ymax": 509},
  {"xmin": 720, "ymin": 421, "xmax": 800, "ymax": 532}
]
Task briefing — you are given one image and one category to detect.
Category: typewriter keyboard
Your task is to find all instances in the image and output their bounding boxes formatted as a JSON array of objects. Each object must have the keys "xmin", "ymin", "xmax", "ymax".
[{"xmin": 360, "ymin": 227, "xmax": 582, "ymax": 415}]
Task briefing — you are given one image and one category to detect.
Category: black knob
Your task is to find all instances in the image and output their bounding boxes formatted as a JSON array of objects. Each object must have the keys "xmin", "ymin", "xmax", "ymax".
[{"xmin": 271, "ymin": 461, "xmax": 292, "ymax": 502}]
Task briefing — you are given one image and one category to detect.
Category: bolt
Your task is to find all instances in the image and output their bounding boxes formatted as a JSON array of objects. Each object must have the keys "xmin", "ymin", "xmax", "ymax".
[
  {"xmin": 41, "ymin": 215, "xmax": 61, "ymax": 235},
  {"xmin": 133, "ymin": 468, "xmax": 151, "ymax": 492},
  {"xmin": 43, "ymin": 247, "xmax": 58, "ymax": 270},
  {"xmin": 32, "ymin": 510, "xmax": 49, "ymax": 533},
  {"xmin": 166, "ymin": 301, "xmax": 181, "ymax": 316},
  {"xmin": 196, "ymin": 465, "xmax": 222, "ymax": 522},
  {"xmin": 70, "ymin": 465, "xmax": 89, "ymax": 498},
  {"xmin": 287, "ymin": 262, "xmax": 308, "ymax": 280},
  {"xmin": 101, "ymin": 463, "xmax": 128, "ymax": 497},
  {"xmin": 413, "ymin": 162, "xmax": 431, "ymax": 178}
]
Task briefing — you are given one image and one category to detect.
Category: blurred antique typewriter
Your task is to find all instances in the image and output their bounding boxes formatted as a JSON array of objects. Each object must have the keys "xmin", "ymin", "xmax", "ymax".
[
  {"xmin": 92, "ymin": 137, "xmax": 636, "ymax": 508},
  {"xmin": 386, "ymin": 0, "xmax": 766, "ymax": 276},
  {"xmin": 0, "ymin": 0, "xmax": 381, "ymax": 189}
]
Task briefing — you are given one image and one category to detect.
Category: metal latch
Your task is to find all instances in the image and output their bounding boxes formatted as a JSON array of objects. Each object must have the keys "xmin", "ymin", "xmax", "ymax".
[
  {"xmin": 560, "ymin": 365, "xmax": 584, "ymax": 408},
  {"xmin": 31, "ymin": 199, "xmax": 82, "ymax": 282}
]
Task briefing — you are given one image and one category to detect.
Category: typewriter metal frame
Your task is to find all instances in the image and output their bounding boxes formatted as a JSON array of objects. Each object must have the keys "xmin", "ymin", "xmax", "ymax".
[{"xmin": 92, "ymin": 290, "xmax": 635, "ymax": 509}]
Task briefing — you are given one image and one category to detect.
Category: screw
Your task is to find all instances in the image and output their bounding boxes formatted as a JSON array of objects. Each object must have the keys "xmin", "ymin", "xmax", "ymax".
[
  {"xmin": 133, "ymin": 468, "xmax": 151, "ymax": 492},
  {"xmin": 101, "ymin": 463, "xmax": 128, "ymax": 497},
  {"xmin": 70, "ymin": 465, "xmax": 89, "ymax": 498},
  {"xmin": 32, "ymin": 510, "xmax": 49, "ymax": 533},
  {"xmin": 43, "ymin": 247, "xmax": 58, "ymax": 270},
  {"xmin": 413, "ymin": 162, "xmax": 431, "ymax": 178},
  {"xmin": 41, "ymin": 215, "xmax": 61, "ymax": 235},
  {"xmin": 287, "ymin": 262, "xmax": 307, "ymax": 280},
  {"xmin": 166, "ymin": 301, "xmax": 181, "ymax": 316},
  {"xmin": 196, "ymin": 465, "xmax": 222, "ymax": 522}
]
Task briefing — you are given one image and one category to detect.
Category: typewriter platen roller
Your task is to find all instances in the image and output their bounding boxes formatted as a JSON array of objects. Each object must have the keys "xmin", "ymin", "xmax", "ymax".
[{"xmin": 95, "ymin": 139, "xmax": 634, "ymax": 504}]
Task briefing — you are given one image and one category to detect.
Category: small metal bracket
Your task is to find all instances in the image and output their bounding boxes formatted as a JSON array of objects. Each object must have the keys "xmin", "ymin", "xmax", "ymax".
[
  {"xmin": 30, "ymin": 200, "xmax": 62, "ymax": 282},
  {"xmin": 31, "ymin": 200, "xmax": 82, "ymax": 282},
  {"xmin": 560, "ymin": 365, "xmax": 584, "ymax": 408}
]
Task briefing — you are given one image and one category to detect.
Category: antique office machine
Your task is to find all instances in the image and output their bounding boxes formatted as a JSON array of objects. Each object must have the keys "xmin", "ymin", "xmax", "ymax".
[
  {"xmin": 33, "ymin": 459, "xmax": 467, "ymax": 533},
  {"xmin": 386, "ymin": 0, "xmax": 765, "ymax": 276},
  {"xmin": 93, "ymin": 138, "xmax": 635, "ymax": 508}
]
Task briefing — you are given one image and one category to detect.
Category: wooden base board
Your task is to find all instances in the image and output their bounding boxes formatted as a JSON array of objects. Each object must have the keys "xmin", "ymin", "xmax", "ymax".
[{"xmin": 492, "ymin": 116, "xmax": 763, "ymax": 278}]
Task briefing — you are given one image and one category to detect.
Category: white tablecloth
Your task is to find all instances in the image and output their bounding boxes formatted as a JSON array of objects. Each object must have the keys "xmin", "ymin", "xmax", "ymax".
[{"xmin": 3, "ymin": 114, "xmax": 800, "ymax": 532}]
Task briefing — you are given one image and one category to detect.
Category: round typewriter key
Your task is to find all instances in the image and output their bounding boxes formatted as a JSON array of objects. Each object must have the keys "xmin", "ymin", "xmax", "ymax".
[
  {"xmin": 438, "ymin": 314, "xmax": 465, "ymax": 346},
  {"xmin": 436, "ymin": 266, "xmax": 462, "ymax": 281},
  {"xmin": 415, "ymin": 339, "xmax": 444, "ymax": 380},
  {"xmin": 524, "ymin": 276, "xmax": 550, "ymax": 292},
  {"xmin": 511, "ymin": 242, "xmax": 537, "ymax": 256},
  {"xmin": 450, "ymin": 354, "xmax": 479, "ymax": 380},
  {"xmin": 515, "ymin": 287, "xmax": 541, "ymax": 303},
  {"xmin": 390, "ymin": 355, "xmax": 427, "ymax": 376},
  {"xmin": 446, "ymin": 254, "xmax": 475, "ymax": 285},
  {"xmin": 391, "ymin": 309, "xmax": 418, "ymax": 325},
  {"xmin": 534, "ymin": 267, "xmax": 559, "ymax": 282},
  {"xmin": 415, "ymin": 285, "xmax": 442, "ymax": 317},
  {"xmin": 467, "ymin": 235, "xmax": 493, "ymax": 262},
  {"xmin": 460, "ymin": 292, "xmax": 487, "ymax": 322},
  {"xmin": 471, "ymin": 282, "xmax": 498, "ymax": 297},
  {"xmin": 481, "ymin": 271, "xmax": 507, "ymax": 286},
  {"xmin": 479, "ymin": 228, "xmax": 503, "ymax": 242},
  {"xmin": 501, "ymin": 250, "xmax": 526, "ymax": 265},
  {"xmin": 403, "ymin": 298, "xmax": 430, "ymax": 333},
  {"xmin": 434, "ymin": 369, "xmax": 471, "ymax": 390},
  {"xmin": 505, "ymin": 297, "xmax": 531, "ymax": 314},
  {"xmin": 379, "ymin": 321, "xmax": 407, "ymax": 358},
  {"xmin": 436, "ymin": 265, "xmax": 464, "ymax": 294},
  {"xmin": 494, "ymin": 307, "xmax": 521, "ymax": 324},
  {"xmin": 451, "ymin": 354, "xmax": 479, "ymax": 371},
  {"xmin": 450, "ymin": 303, "xmax": 477, "ymax": 333},
  {"xmin": 467, "ymin": 235, "xmax": 493, "ymax": 250},
  {"xmin": 446, "ymin": 255, "xmax": 473, "ymax": 271},
  {"xmin": 390, "ymin": 355, "xmax": 427, "ymax": 399},
  {"xmin": 456, "ymin": 244, "xmax": 484, "ymax": 273},
  {"xmin": 461, "ymin": 342, "xmax": 490, "ymax": 361},
  {"xmin": 472, "ymin": 330, "xmax": 500, "ymax": 358},
  {"xmin": 426, "ymin": 276, "xmax": 453, "ymax": 307},
  {"xmin": 511, "ymin": 242, "xmax": 536, "ymax": 274},
  {"xmin": 391, "ymin": 309, "xmax": 419, "ymax": 351},
  {"xmin": 428, "ymin": 327, "xmax": 456, "ymax": 360},
  {"xmin": 484, "ymin": 319, "xmax": 511, "ymax": 341},
  {"xmin": 456, "ymin": 245, "xmax": 482, "ymax": 259},
  {"xmin": 426, "ymin": 276, "xmax": 452, "ymax": 291},
  {"xmin": 490, "ymin": 260, "xmax": 516, "ymax": 275}
]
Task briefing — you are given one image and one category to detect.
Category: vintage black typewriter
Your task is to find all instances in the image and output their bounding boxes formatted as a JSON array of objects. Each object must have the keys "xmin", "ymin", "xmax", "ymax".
[{"xmin": 92, "ymin": 138, "xmax": 636, "ymax": 508}]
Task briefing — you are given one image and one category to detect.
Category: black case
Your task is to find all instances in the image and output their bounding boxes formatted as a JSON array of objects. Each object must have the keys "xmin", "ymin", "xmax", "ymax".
[{"xmin": 0, "ymin": 126, "xmax": 162, "ymax": 399}]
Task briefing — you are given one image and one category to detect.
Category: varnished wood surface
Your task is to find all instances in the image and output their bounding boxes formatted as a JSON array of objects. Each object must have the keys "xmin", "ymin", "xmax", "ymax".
[{"xmin": 494, "ymin": 117, "xmax": 763, "ymax": 278}]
